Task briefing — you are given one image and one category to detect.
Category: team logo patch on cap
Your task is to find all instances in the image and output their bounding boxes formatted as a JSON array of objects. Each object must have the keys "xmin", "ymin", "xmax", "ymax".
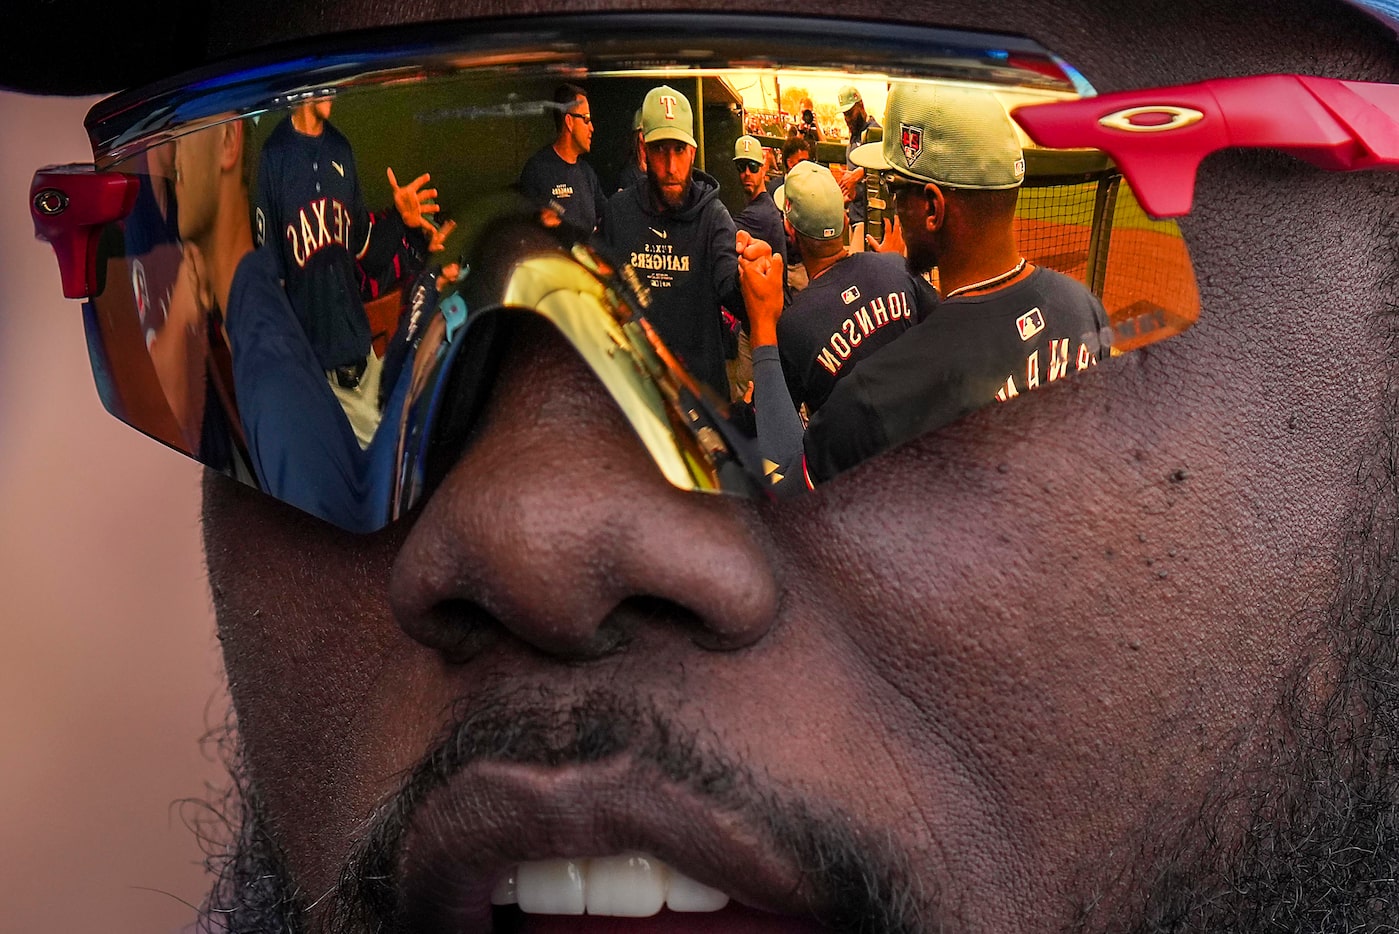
[
  {"xmin": 1016, "ymin": 307, "xmax": 1046, "ymax": 341},
  {"xmin": 900, "ymin": 123, "xmax": 923, "ymax": 165},
  {"xmin": 842, "ymin": 285, "xmax": 861, "ymax": 305}
]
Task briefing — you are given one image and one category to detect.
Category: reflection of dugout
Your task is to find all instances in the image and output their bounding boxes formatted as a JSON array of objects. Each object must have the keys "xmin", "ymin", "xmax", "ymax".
[{"xmin": 863, "ymin": 144, "xmax": 1199, "ymax": 355}]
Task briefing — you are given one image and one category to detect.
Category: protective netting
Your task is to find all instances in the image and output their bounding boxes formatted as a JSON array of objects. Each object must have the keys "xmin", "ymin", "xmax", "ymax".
[{"xmin": 1017, "ymin": 175, "xmax": 1199, "ymax": 353}]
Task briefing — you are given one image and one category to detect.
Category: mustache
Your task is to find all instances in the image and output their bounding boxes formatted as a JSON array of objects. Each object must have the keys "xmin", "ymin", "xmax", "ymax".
[{"xmin": 324, "ymin": 687, "xmax": 927, "ymax": 934}]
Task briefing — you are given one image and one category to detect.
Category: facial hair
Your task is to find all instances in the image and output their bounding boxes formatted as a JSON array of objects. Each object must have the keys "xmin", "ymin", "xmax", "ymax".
[
  {"xmin": 647, "ymin": 168, "xmax": 693, "ymax": 212},
  {"xmin": 195, "ymin": 689, "xmax": 926, "ymax": 934}
]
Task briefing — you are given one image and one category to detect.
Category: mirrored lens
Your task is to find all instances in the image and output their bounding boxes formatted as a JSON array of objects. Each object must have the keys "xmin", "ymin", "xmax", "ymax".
[{"xmin": 81, "ymin": 18, "xmax": 1199, "ymax": 530}]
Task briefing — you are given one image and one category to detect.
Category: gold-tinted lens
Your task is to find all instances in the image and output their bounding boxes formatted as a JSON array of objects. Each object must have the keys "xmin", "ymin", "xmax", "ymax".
[{"xmin": 84, "ymin": 21, "xmax": 1198, "ymax": 529}]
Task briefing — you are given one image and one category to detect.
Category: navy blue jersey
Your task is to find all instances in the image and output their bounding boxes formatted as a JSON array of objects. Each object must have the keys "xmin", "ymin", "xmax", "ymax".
[
  {"xmin": 518, "ymin": 145, "xmax": 608, "ymax": 235},
  {"xmin": 731, "ymin": 189, "xmax": 788, "ymax": 268},
  {"xmin": 600, "ymin": 172, "xmax": 744, "ymax": 397},
  {"xmin": 803, "ymin": 266, "xmax": 1110, "ymax": 481},
  {"xmin": 225, "ymin": 245, "xmax": 381, "ymax": 530},
  {"xmin": 777, "ymin": 252, "xmax": 931, "ymax": 413},
  {"xmin": 256, "ymin": 116, "xmax": 409, "ymax": 371}
]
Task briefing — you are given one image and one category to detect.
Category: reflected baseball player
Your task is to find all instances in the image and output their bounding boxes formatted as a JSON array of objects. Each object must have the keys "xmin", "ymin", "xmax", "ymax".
[
  {"xmin": 600, "ymin": 85, "xmax": 745, "ymax": 398},
  {"xmin": 255, "ymin": 97, "xmax": 446, "ymax": 446},
  {"xmin": 743, "ymin": 82, "xmax": 1110, "ymax": 487},
  {"xmin": 772, "ymin": 161, "xmax": 932, "ymax": 415},
  {"xmin": 517, "ymin": 84, "xmax": 608, "ymax": 235}
]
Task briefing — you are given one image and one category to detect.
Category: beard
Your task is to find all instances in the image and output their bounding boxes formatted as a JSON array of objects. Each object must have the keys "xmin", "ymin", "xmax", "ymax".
[
  {"xmin": 191, "ymin": 689, "xmax": 926, "ymax": 934},
  {"xmin": 189, "ymin": 622, "xmax": 1399, "ymax": 934},
  {"xmin": 647, "ymin": 170, "xmax": 693, "ymax": 211}
]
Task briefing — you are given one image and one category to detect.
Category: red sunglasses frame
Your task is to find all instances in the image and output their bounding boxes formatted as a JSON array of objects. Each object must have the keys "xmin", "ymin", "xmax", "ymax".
[{"xmin": 1011, "ymin": 74, "xmax": 1399, "ymax": 218}]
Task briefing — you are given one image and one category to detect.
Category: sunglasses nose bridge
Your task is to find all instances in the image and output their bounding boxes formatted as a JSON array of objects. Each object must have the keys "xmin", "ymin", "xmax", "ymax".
[
  {"xmin": 389, "ymin": 313, "xmax": 781, "ymax": 661},
  {"xmin": 30, "ymin": 166, "xmax": 139, "ymax": 299}
]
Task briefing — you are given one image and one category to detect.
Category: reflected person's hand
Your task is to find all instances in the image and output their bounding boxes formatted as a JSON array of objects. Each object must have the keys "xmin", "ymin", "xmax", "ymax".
[
  {"xmin": 736, "ymin": 229, "xmax": 785, "ymax": 348},
  {"xmin": 425, "ymin": 218, "xmax": 457, "ymax": 252},
  {"xmin": 839, "ymin": 169, "xmax": 862, "ymax": 201},
  {"xmin": 388, "ymin": 167, "xmax": 442, "ymax": 232},
  {"xmin": 867, "ymin": 215, "xmax": 905, "ymax": 255}
]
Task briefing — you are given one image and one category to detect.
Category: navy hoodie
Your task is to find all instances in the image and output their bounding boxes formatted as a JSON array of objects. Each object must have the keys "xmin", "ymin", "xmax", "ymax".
[{"xmin": 601, "ymin": 171, "xmax": 744, "ymax": 397}]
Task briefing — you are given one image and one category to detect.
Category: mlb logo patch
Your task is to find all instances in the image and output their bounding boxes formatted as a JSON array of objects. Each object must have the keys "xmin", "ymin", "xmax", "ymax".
[
  {"xmin": 900, "ymin": 123, "xmax": 923, "ymax": 165},
  {"xmin": 1016, "ymin": 307, "xmax": 1046, "ymax": 341},
  {"xmin": 841, "ymin": 285, "xmax": 861, "ymax": 305}
]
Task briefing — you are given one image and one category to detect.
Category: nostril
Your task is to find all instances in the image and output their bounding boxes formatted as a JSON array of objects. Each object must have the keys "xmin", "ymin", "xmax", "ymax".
[
  {"xmin": 401, "ymin": 594, "xmax": 754, "ymax": 665},
  {"xmin": 406, "ymin": 598, "xmax": 502, "ymax": 663}
]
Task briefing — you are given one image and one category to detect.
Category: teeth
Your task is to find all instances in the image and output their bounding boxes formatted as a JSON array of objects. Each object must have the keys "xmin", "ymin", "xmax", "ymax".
[
  {"xmin": 665, "ymin": 871, "xmax": 730, "ymax": 912},
  {"xmin": 491, "ymin": 853, "xmax": 731, "ymax": 916},
  {"xmin": 586, "ymin": 853, "xmax": 666, "ymax": 917},
  {"xmin": 516, "ymin": 859, "xmax": 586, "ymax": 915}
]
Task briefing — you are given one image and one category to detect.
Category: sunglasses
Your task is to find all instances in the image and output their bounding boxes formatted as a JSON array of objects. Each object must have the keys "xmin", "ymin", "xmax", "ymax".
[
  {"xmin": 736, "ymin": 160, "xmax": 764, "ymax": 174},
  {"xmin": 30, "ymin": 13, "xmax": 1399, "ymax": 532},
  {"xmin": 567, "ymin": 112, "xmax": 594, "ymax": 125}
]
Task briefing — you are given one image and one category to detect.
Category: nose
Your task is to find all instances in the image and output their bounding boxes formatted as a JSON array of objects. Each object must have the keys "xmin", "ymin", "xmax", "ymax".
[{"xmin": 388, "ymin": 317, "xmax": 780, "ymax": 662}]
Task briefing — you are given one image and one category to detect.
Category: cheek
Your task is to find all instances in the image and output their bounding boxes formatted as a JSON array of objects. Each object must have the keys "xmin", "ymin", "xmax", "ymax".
[
  {"xmin": 760, "ymin": 333, "xmax": 1352, "ymax": 919},
  {"xmin": 203, "ymin": 474, "xmax": 412, "ymax": 894}
]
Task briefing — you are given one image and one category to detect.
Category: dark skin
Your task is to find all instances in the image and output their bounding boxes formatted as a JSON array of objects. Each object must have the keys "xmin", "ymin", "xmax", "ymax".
[
  {"xmin": 25, "ymin": 0, "xmax": 1399, "ymax": 930},
  {"xmin": 888, "ymin": 183, "xmax": 1027, "ymax": 295}
]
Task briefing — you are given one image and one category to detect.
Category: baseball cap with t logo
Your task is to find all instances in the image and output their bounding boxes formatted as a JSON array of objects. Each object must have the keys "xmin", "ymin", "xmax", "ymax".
[{"xmin": 640, "ymin": 85, "xmax": 696, "ymax": 147}]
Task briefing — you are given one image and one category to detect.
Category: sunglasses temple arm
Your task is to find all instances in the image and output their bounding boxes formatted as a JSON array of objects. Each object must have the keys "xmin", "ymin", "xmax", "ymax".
[
  {"xmin": 30, "ymin": 165, "xmax": 140, "ymax": 299},
  {"xmin": 1011, "ymin": 74, "xmax": 1399, "ymax": 219}
]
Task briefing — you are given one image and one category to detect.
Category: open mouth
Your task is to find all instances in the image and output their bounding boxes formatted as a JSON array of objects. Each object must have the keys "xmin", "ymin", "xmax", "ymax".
[
  {"xmin": 487, "ymin": 854, "xmax": 827, "ymax": 932},
  {"xmin": 384, "ymin": 759, "xmax": 844, "ymax": 933}
]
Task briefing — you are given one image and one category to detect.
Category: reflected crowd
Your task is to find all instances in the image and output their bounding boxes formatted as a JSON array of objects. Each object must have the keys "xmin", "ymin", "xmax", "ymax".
[{"xmin": 100, "ymin": 69, "xmax": 1197, "ymax": 529}]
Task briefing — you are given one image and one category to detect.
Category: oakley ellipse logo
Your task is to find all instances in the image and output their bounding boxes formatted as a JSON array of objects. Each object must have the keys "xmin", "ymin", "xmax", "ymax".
[
  {"xmin": 1098, "ymin": 105, "xmax": 1205, "ymax": 133},
  {"xmin": 33, "ymin": 188, "xmax": 69, "ymax": 216}
]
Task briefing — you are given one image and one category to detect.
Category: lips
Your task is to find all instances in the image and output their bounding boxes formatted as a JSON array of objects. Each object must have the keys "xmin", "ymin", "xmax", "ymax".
[{"xmin": 386, "ymin": 757, "xmax": 831, "ymax": 933}]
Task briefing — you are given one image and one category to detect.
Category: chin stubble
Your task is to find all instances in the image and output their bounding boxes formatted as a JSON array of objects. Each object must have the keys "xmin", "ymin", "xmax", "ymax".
[{"xmin": 195, "ymin": 689, "xmax": 925, "ymax": 934}]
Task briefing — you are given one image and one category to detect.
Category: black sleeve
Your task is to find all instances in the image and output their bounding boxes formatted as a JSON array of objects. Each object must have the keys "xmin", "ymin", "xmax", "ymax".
[
  {"xmin": 254, "ymin": 145, "xmax": 285, "ymax": 280},
  {"xmin": 709, "ymin": 205, "xmax": 746, "ymax": 324},
  {"xmin": 751, "ymin": 344, "xmax": 809, "ymax": 495},
  {"xmin": 801, "ymin": 367, "xmax": 889, "ymax": 484},
  {"xmin": 517, "ymin": 151, "xmax": 548, "ymax": 205},
  {"xmin": 775, "ymin": 313, "xmax": 809, "ymax": 411}
]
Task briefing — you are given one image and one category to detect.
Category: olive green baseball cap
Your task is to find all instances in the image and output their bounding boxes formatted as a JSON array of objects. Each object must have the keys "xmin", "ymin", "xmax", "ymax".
[
  {"xmin": 641, "ymin": 85, "xmax": 696, "ymax": 147},
  {"xmin": 837, "ymin": 85, "xmax": 862, "ymax": 113},
  {"xmin": 733, "ymin": 135, "xmax": 764, "ymax": 163},
  {"xmin": 774, "ymin": 161, "xmax": 845, "ymax": 241},
  {"xmin": 850, "ymin": 82, "xmax": 1026, "ymax": 190}
]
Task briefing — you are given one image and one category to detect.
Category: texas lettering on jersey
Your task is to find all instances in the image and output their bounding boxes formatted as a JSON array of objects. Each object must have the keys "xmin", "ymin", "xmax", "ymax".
[
  {"xmin": 815, "ymin": 289, "xmax": 915, "ymax": 376},
  {"xmin": 285, "ymin": 196, "xmax": 358, "ymax": 269}
]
